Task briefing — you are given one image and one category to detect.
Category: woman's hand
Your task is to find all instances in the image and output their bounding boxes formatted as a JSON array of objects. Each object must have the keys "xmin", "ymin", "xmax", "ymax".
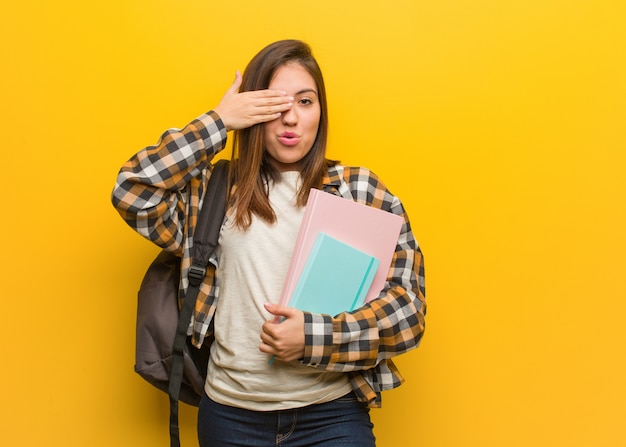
[
  {"xmin": 260, "ymin": 303, "xmax": 305, "ymax": 363},
  {"xmin": 214, "ymin": 71, "xmax": 293, "ymax": 131}
]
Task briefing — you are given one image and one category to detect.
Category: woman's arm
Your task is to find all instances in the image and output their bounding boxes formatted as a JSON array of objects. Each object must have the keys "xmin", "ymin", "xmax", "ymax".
[
  {"xmin": 259, "ymin": 167, "xmax": 426, "ymax": 369},
  {"xmin": 111, "ymin": 73, "xmax": 294, "ymax": 253},
  {"xmin": 111, "ymin": 111, "xmax": 228, "ymax": 254},
  {"xmin": 302, "ymin": 168, "xmax": 426, "ymax": 371}
]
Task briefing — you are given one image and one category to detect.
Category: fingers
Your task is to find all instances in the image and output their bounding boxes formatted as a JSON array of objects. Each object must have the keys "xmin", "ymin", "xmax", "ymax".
[
  {"xmin": 226, "ymin": 70, "xmax": 290, "ymax": 104},
  {"xmin": 247, "ymin": 88, "xmax": 289, "ymax": 100},
  {"xmin": 258, "ymin": 330, "xmax": 297, "ymax": 362},
  {"xmin": 245, "ymin": 98, "xmax": 292, "ymax": 121},
  {"xmin": 258, "ymin": 304, "xmax": 305, "ymax": 362},
  {"xmin": 214, "ymin": 72, "xmax": 293, "ymax": 131},
  {"xmin": 226, "ymin": 71, "xmax": 285, "ymax": 100},
  {"xmin": 225, "ymin": 70, "xmax": 242, "ymax": 96},
  {"xmin": 259, "ymin": 323, "xmax": 280, "ymax": 357},
  {"xmin": 244, "ymin": 92, "xmax": 293, "ymax": 116},
  {"xmin": 259, "ymin": 329, "xmax": 276, "ymax": 349}
]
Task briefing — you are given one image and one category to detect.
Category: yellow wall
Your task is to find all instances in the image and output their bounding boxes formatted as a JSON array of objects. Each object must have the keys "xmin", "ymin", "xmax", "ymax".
[{"xmin": 2, "ymin": 1, "xmax": 624, "ymax": 446}]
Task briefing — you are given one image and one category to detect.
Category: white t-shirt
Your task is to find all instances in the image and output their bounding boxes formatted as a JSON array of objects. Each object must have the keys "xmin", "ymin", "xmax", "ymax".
[{"xmin": 205, "ymin": 171, "xmax": 351, "ymax": 410}]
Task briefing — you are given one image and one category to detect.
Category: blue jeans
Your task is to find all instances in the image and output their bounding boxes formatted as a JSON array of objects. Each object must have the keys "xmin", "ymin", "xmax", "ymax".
[{"xmin": 197, "ymin": 392, "xmax": 376, "ymax": 447}]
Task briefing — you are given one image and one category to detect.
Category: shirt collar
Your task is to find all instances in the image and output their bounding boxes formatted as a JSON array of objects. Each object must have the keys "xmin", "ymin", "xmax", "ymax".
[{"xmin": 322, "ymin": 165, "xmax": 342, "ymax": 192}]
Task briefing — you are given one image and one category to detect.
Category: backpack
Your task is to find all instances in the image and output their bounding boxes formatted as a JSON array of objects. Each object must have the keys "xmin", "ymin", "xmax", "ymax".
[{"xmin": 134, "ymin": 159, "xmax": 230, "ymax": 447}]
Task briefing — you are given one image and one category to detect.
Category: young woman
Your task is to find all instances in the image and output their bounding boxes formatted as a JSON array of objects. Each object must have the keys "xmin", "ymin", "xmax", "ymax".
[{"xmin": 112, "ymin": 39, "xmax": 426, "ymax": 447}]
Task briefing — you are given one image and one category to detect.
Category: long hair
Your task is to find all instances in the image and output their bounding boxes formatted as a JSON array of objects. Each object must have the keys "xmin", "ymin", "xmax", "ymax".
[{"xmin": 229, "ymin": 40, "xmax": 334, "ymax": 230}]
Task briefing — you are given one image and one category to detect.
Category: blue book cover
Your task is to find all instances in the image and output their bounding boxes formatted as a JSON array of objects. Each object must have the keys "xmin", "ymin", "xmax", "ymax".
[{"xmin": 289, "ymin": 232, "xmax": 380, "ymax": 316}]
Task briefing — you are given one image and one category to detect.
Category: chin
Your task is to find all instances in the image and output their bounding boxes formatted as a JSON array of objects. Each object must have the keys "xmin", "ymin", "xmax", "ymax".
[{"xmin": 271, "ymin": 154, "xmax": 305, "ymax": 166}]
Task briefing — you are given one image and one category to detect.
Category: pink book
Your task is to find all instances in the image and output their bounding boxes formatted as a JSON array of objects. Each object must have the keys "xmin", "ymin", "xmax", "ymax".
[{"xmin": 279, "ymin": 188, "xmax": 404, "ymax": 308}]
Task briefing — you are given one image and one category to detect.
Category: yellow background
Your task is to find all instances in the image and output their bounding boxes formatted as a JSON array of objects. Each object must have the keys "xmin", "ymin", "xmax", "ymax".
[{"xmin": 2, "ymin": 0, "xmax": 625, "ymax": 446}]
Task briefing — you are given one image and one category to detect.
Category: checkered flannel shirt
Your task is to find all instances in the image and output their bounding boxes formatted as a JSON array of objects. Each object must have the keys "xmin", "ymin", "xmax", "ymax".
[{"xmin": 112, "ymin": 111, "xmax": 426, "ymax": 407}]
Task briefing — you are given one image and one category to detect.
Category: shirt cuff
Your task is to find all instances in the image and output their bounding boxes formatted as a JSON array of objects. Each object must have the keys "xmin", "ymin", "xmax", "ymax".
[
  {"xmin": 203, "ymin": 110, "xmax": 226, "ymax": 132},
  {"xmin": 302, "ymin": 312, "xmax": 334, "ymax": 367},
  {"xmin": 194, "ymin": 110, "xmax": 228, "ymax": 151}
]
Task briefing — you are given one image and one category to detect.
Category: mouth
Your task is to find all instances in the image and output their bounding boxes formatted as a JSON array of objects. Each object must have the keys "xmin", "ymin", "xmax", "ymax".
[{"xmin": 277, "ymin": 132, "xmax": 301, "ymax": 147}]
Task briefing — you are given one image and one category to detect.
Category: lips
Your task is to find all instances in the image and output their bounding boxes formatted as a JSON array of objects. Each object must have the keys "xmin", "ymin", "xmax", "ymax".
[{"xmin": 277, "ymin": 132, "xmax": 301, "ymax": 147}]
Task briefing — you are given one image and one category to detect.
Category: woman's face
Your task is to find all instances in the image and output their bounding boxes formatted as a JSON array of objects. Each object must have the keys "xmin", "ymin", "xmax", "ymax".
[{"xmin": 263, "ymin": 63, "xmax": 321, "ymax": 171}]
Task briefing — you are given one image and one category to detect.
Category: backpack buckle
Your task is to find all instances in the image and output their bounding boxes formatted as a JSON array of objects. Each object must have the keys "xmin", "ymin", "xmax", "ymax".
[{"xmin": 188, "ymin": 264, "xmax": 206, "ymax": 287}]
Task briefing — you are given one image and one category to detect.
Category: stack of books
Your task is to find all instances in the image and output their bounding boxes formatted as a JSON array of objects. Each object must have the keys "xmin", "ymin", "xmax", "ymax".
[{"xmin": 281, "ymin": 188, "xmax": 404, "ymax": 315}]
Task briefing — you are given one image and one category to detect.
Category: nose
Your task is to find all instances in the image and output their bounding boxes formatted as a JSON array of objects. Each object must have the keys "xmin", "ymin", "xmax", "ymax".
[{"xmin": 281, "ymin": 104, "xmax": 297, "ymax": 126}]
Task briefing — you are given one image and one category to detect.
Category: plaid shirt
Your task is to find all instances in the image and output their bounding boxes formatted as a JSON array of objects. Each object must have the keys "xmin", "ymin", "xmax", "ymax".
[{"xmin": 112, "ymin": 111, "xmax": 426, "ymax": 407}]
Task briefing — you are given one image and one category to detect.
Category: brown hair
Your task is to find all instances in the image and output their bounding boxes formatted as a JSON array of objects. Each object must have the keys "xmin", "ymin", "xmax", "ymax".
[{"xmin": 229, "ymin": 40, "xmax": 335, "ymax": 230}]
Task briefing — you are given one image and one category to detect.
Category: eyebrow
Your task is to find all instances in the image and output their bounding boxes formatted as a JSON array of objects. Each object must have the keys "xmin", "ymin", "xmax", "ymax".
[{"xmin": 295, "ymin": 88, "xmax": 318, "ymax": 96}]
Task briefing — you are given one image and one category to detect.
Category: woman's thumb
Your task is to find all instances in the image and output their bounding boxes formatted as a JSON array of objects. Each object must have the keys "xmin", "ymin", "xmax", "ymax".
[
  {"xmin": 227, "ymin": 70, "xmax": 242, "ymax": 94},
  {"xmin": 264, "ymin": 302, "xmax": 290, "ymax": 318}
]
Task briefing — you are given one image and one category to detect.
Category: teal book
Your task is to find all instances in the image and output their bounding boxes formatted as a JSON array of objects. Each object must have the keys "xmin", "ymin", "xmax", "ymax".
[{"xmin": 289, "ymin": 232, "xmax": 380, "ymax": 316}]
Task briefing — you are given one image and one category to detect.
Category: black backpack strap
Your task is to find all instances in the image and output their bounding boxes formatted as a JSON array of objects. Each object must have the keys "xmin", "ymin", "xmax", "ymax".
[{"xmin": 168, "ymin": 159, "xmax": 230, "ymax": 447}]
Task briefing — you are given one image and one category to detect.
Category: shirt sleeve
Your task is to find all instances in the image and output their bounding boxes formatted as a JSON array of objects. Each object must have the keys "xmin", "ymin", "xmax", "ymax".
[
  {"xmin": 301, "ymin": 167, "xmax": 426, "ymax": 372},
  {"xmin": 111, "ymin": 111, "xmax": 227, "ymax": 254}
]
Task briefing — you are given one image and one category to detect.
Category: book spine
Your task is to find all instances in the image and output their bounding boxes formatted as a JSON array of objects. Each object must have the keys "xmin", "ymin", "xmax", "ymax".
[
  {"xmin": 352, "ymin": 258, "xmax": 379, "ymax": 310},
  {"xmin": 278, "ymin": 189, "xmax": 319, "ymax": 307}
]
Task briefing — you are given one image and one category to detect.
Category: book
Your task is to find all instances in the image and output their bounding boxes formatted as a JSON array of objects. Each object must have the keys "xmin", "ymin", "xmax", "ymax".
[
  {"xmin": 289, "ymin": 232, "xmax": 380, "ymax": 316},
  {"xmin": 279, "ymin": 188, "xmax": 404, "ymax": 308}
]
